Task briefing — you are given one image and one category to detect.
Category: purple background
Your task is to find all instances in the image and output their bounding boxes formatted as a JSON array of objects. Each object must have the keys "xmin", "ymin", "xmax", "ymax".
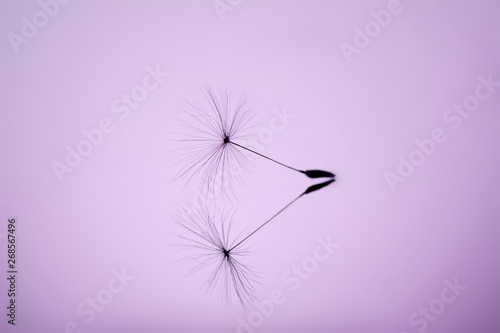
[{"xmin": 1, "ymin": 0, "xmax": 499, "ymax": 332}]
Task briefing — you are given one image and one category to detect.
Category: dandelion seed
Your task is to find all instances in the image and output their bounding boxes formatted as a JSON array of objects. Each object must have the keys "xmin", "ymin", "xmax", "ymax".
[
  {"xmin": 175, "ymin": 178, "xmax": 335, "ymax": 307},
  {"xmin": 229, "ymin": 178, "xmax": 336, "ymax": 252}
]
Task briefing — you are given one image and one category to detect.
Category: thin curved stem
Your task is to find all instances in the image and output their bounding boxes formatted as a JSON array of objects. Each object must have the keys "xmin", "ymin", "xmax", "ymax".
[{"xmin": 229, "ymin": 141, "xmax": 303, "ymax": 173}]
